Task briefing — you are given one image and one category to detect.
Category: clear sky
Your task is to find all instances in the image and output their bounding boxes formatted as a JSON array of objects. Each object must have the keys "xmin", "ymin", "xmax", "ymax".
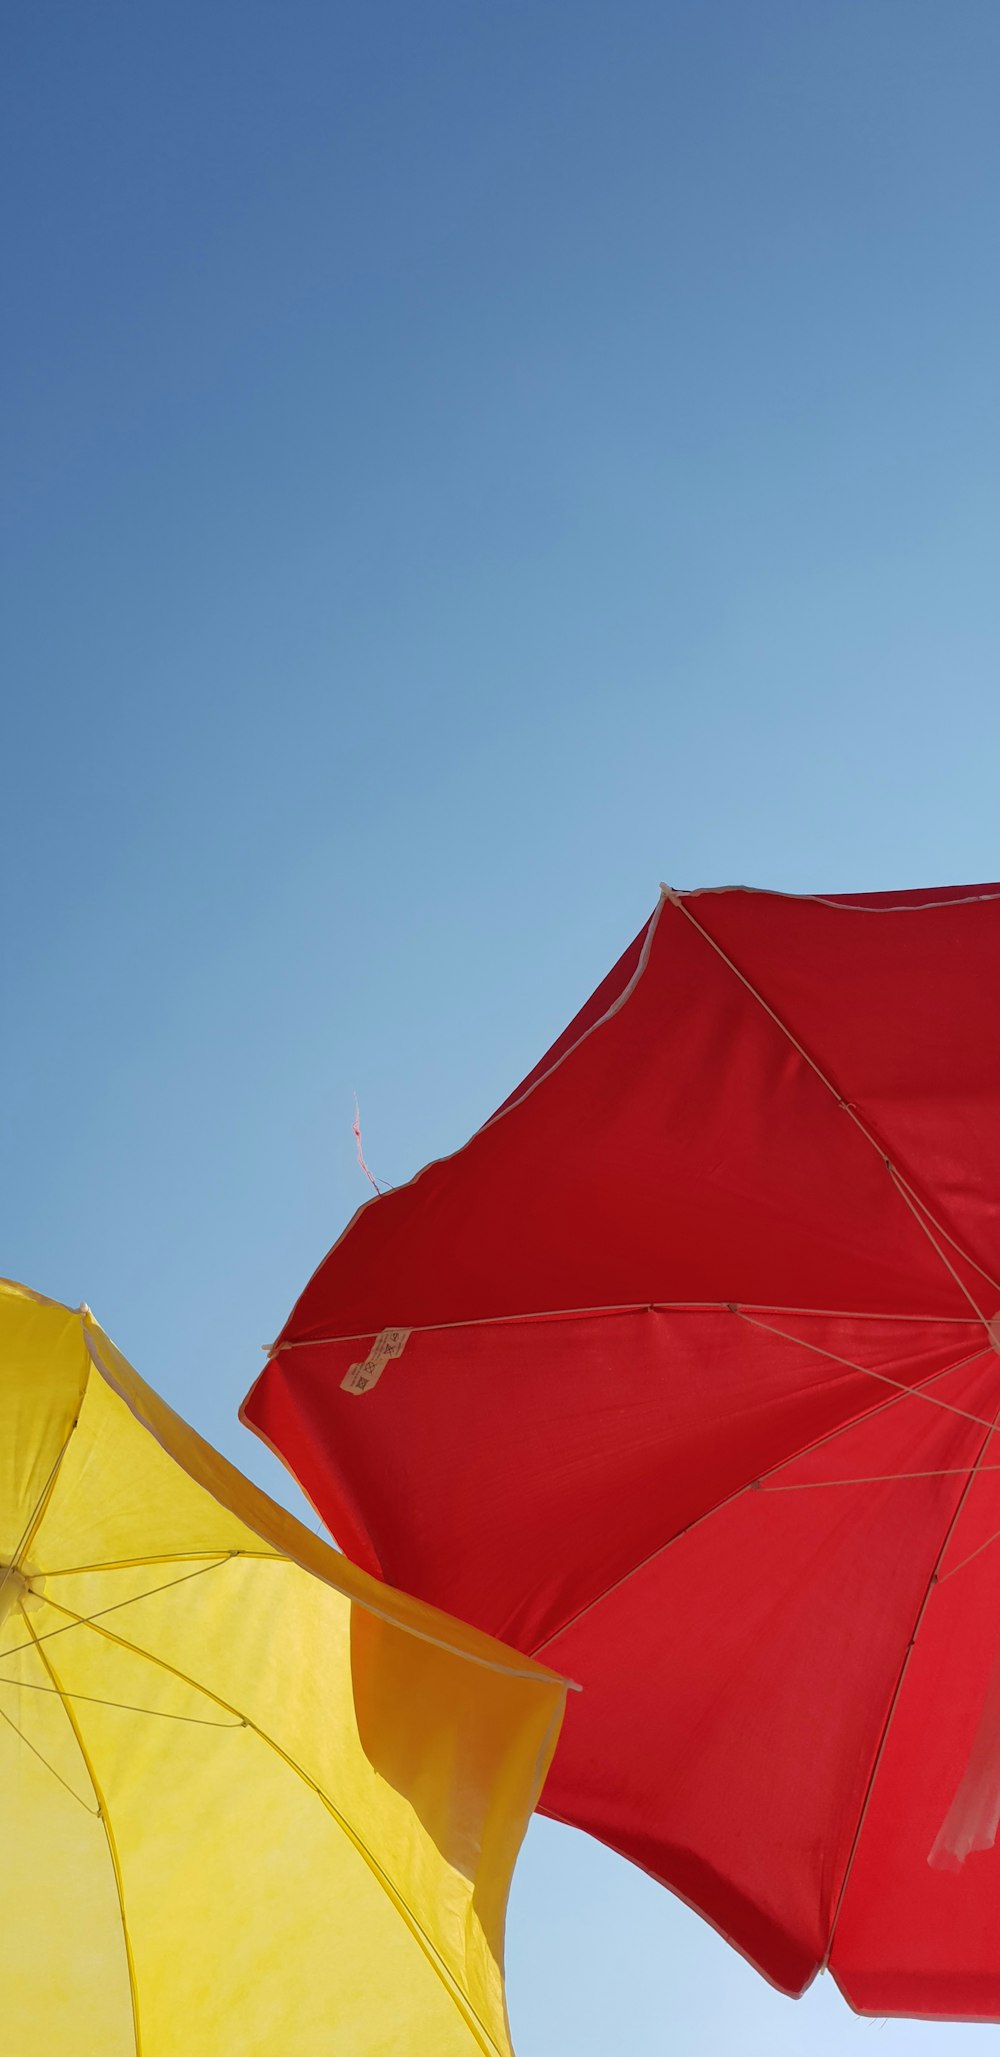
[{"xmin": 4, "ymin": 3, "xmax": 1000, "ymax": 2049}]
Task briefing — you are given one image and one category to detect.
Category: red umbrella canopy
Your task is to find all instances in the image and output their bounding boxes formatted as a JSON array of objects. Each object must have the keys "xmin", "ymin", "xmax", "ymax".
[{"xmin": 243, "ymin": 881, "xmax": 1000, "ymax": 2019}]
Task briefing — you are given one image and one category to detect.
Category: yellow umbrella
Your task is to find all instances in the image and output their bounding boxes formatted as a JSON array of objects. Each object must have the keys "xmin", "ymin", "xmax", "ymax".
[{"xmin": 0, "ymin": 1280, "xmax": 567, "ymax": 2055}]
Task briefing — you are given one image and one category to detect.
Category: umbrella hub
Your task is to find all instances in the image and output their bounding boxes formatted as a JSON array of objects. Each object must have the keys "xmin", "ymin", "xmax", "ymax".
[
  {"xmin": 0, "ymin": 1566, "xmax": 43, "ymax": 1630},
  {"xmin": 989, "ymin": 1314, "xmax": 1000, "ymax": 1356},
  {"xmin": 0, "ymin": 1566, "xmax": 29, "ymax": 1630}
]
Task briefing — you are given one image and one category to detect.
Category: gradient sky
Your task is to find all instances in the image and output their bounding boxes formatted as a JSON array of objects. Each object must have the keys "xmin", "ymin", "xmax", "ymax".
[{"xmin": 5, "ymin": 4, "xmax": 1000, "ymax": 2049}]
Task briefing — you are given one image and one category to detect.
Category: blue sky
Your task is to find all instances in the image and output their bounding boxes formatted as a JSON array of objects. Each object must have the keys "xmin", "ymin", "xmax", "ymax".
[{"xmin": 4, "ymin": 3, "xmax": 1000, "ymax": 2048}]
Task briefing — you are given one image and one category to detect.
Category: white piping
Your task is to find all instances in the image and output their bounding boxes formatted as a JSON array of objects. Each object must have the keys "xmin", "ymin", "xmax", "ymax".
[
  {"xmin": 664, "ymin": 882, "xmax": 1000, "ymax": 912},
  {"xmin": 269, "ymin": 894, "xmax": 667, "ymax": 1349}
]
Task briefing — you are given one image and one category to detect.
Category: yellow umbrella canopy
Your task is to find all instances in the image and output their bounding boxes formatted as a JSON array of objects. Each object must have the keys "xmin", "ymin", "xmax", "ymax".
[{"xmin": 0, "ymin": 1280, "xmax": 567, "ymax": 2056}]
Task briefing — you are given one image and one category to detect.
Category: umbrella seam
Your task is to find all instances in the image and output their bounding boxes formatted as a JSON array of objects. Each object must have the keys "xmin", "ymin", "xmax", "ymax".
[{"xmin": 477, "ymin": 890, "xmax": 668, "ymax": 1132}]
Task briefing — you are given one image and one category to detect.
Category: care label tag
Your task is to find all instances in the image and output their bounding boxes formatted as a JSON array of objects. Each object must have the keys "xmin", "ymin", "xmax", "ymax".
[{"xmin": 341, "ymin": 1327, "xmax": 411, "ymax": 1396}]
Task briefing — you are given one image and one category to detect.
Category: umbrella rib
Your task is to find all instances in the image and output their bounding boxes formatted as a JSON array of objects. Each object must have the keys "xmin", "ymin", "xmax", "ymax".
[
  {"xmin": 664, "ymin": 890, "xmax": 1000, "ymax": 1318},
  {"xmin": 822, "ymin": 1394, "xmax": 1000, "ymax": 1973},
  {"xmin": 19, "ymin": 1606, "xmax": 142, "ymax": 2056},
  {"xmin": 45, "ymin": 1602, "xmax": 510, "ymax": 2057},
  {"xmin": 0, "ymin": 1670, "xmax": 244, "ymax": 1726},
  {"xmin": 762, "ymin": 1465, "xmax": 1000, "ymax": 1490},
  {"xmin": 934, "ymin": 1519, "xmax": 1000, "ymax": 1588},
  {"xmin": 733, "ymin": 1313, "xmax": 999, "ymax": 1432},
  {"xmin": 0, "ymin": 1557, "xmax": 232, "ymax": 1666},
  {"xmin": 270, "ymin": 1303, "xmax": 982, "ymax": 1353},
  {"xmin": 37, "ymin": 1594, "xmax": 251, "ymax": 1726},
  {"xmin": 0, "ymin": 1665, "xmax": 98, "ymax": 1816},
  {"xmin": 41, "ymin": 1551, "xmax": 278, "ymax": 1576},
  {"xmin": 531, "ymin": 1345, "xmax": 993, "ymax": 1655}
]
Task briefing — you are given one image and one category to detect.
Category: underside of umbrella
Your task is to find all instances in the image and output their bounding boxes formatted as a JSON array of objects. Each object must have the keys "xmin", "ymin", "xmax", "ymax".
[
  {"xmin": 0, "ymin": 1280, "xmax": 566, "ymax": 2056},
  {"xmin": 244, "ymin": 880, "xmax": 1000, "ymax": 2019}
]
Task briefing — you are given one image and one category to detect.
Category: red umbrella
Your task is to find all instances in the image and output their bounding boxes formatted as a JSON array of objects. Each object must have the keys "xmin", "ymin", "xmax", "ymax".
[{"xmin": 243, "ymin": 880, "xmax": 1000, "ymax": 2019}]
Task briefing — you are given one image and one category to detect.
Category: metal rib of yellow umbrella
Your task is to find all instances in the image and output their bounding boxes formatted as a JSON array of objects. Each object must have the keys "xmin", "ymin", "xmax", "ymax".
[{"xmin": 0, "ymin": 1280, "xmax": 568, "ymax": 2056}]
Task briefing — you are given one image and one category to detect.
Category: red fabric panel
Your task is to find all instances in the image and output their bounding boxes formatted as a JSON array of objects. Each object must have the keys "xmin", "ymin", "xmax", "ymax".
[
  {"xmin": 540, "ymin": 1353, "xmax": 999, "ymax": 1997},
  {"xmin": 831, "ymin": 1459, "xmax": 1000, "ymax": 2016},
  {"xmin": 248, "ymin": 1311, "xmax": 981, "ymax": 1650}
]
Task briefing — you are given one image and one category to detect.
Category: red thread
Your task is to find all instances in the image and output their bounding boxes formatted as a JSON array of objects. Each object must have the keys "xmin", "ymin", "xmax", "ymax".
[{"xmin": 352, "ymin": 1098, "xmax": 381, "ymax": 1194}]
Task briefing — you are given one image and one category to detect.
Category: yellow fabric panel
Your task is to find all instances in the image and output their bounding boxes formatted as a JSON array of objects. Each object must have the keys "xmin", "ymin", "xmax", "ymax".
[
  {"xmin": 0, "ymin": 1281, "xmax": 567, "ymax": 2056},
  {"xmin": 0, "ymin": 1619, "xmax": 136, "ymax": 2050},
  {"xmin": 0, "ymin": 1284, "xmax": 87, "ymax": 1564}
]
